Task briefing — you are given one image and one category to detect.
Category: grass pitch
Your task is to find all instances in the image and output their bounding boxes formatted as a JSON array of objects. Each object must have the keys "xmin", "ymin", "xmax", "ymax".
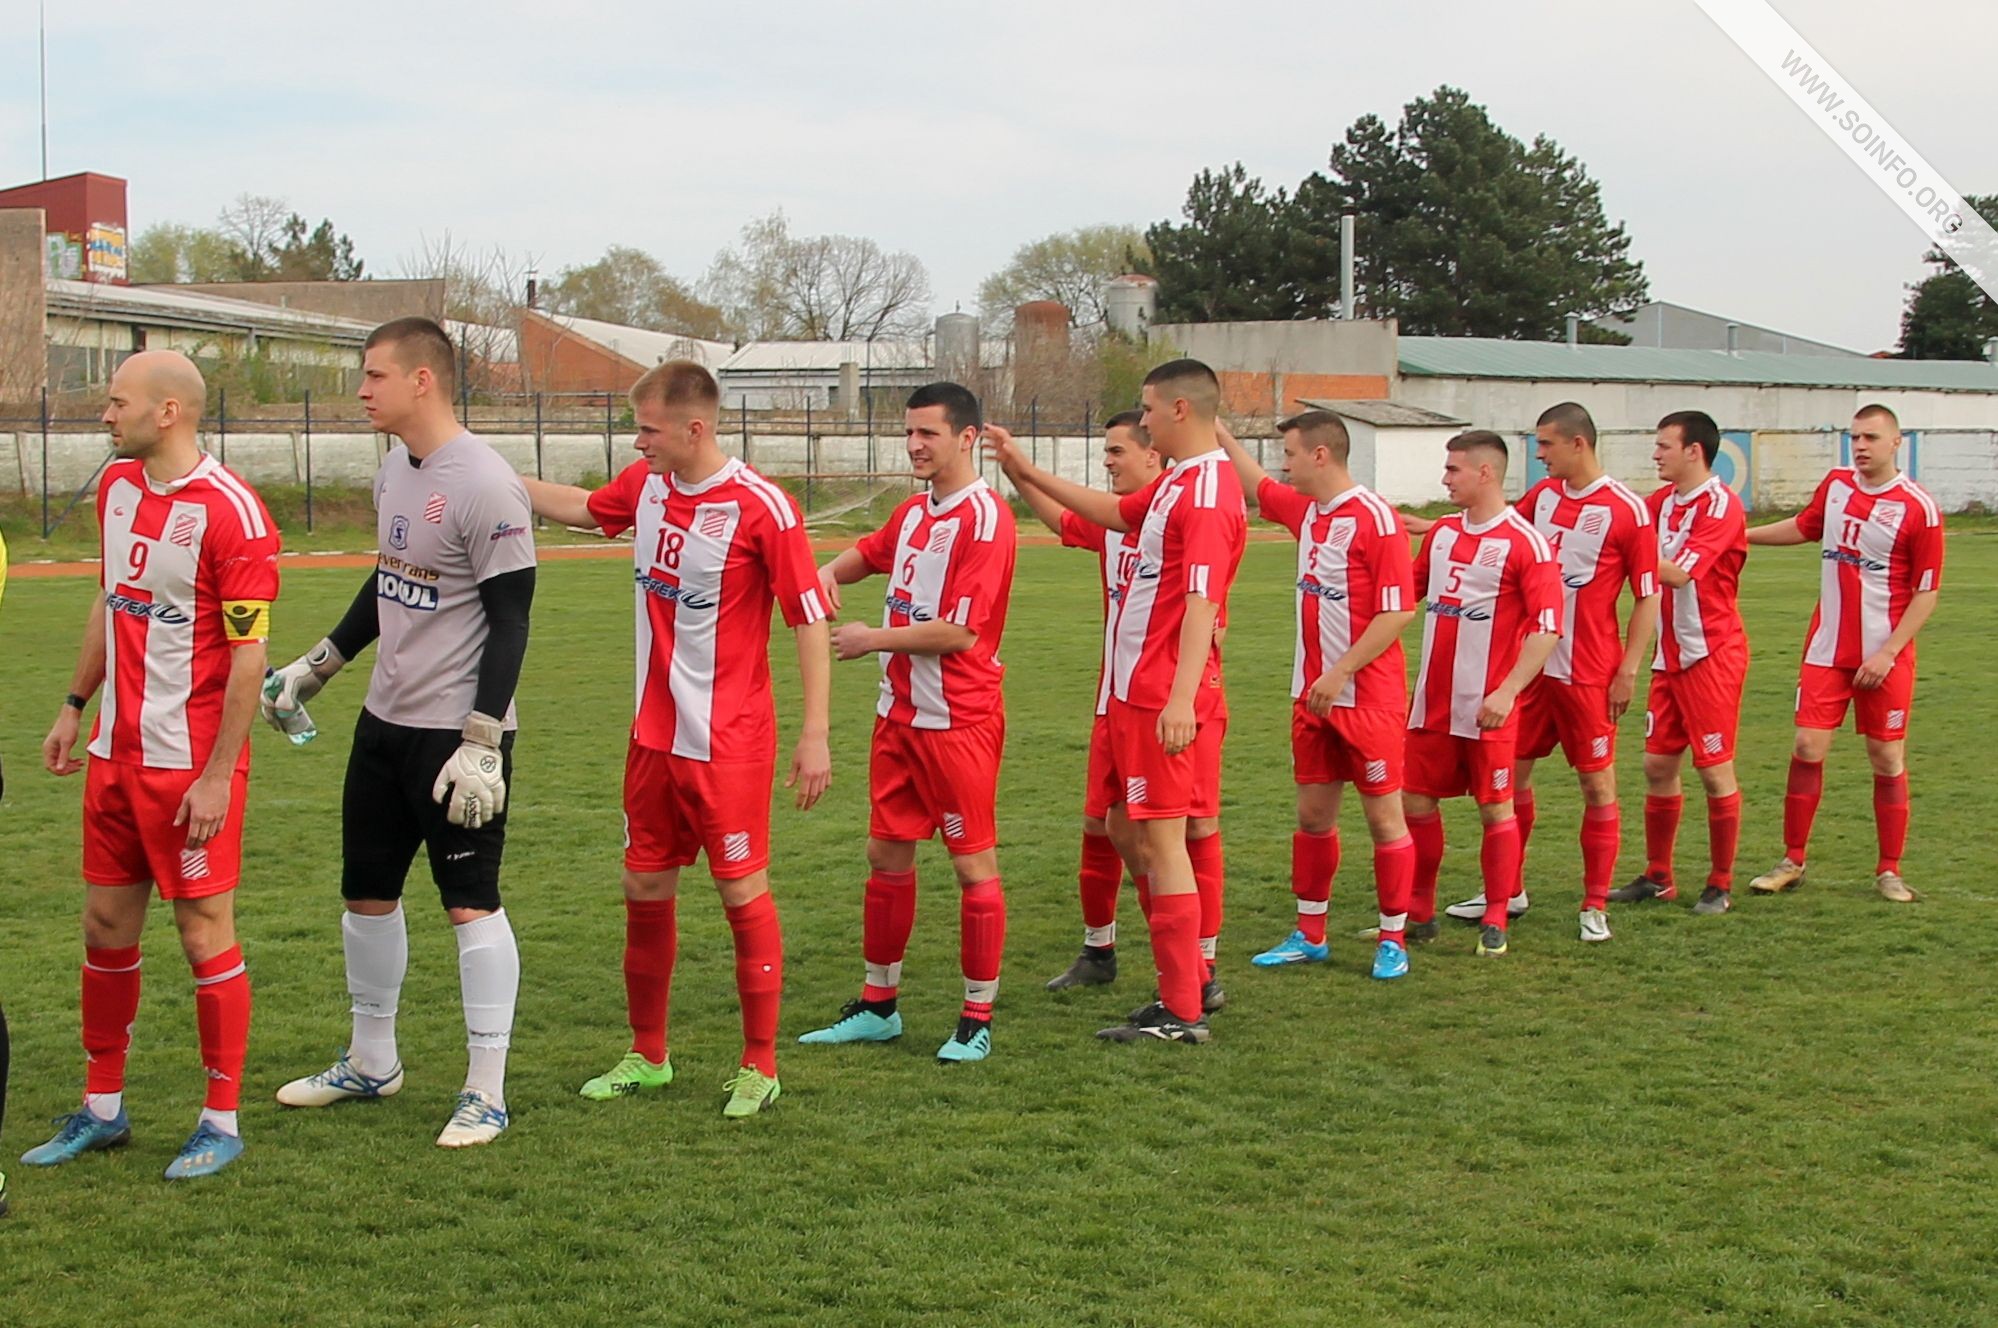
[{"xmin": 1, "ymin": 534, "xmax": 1994, "ymax": 1327}]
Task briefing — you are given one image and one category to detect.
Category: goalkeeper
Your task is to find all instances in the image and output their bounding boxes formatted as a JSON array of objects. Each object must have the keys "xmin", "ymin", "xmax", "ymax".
[{"xmin": 259, "ymin": 317, "xmax": 536, "ymax": 1149}]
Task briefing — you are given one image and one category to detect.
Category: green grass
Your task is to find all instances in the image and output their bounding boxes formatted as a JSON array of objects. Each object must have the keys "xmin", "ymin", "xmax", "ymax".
[{"xmin": 2, "ymin": 537, "xmax": 1996, "ymax": 1327}]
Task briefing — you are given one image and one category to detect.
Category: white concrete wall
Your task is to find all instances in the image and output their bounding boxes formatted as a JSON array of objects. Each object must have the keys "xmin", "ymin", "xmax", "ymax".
[{"xmin": 1395, "ymin": 375, "xmax": 1998, "ymax": 434}]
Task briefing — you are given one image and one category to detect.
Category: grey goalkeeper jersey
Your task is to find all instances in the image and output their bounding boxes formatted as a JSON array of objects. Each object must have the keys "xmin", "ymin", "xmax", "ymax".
[{"xmin": 365, "ymin": 431, "xmax": 536, "ymax": 731}]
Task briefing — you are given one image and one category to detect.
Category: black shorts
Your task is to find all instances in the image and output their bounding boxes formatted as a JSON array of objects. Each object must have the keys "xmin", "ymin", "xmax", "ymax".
[{"xmin": 341, "ymin": 708, "xmax": 515, "ymax": 912}]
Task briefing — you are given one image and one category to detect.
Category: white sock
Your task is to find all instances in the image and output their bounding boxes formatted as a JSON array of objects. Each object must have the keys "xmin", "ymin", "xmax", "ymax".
[
  {"xmin": 86, "ymin": 1091, "xmax": 122, "ymax": 1121},
  {"xmin": 1199, "ymin": 935, "xmax": 1218, "ymax": 961},
  {"xmin": 199, "ymin": 1107, "xmax": 239, "ymax": 1137},
  {"xmin": 343, "ymin": 906, "xmax": 408, "ymax": 1078},
  {"xmin": 455, "ymin": 909, "xmax": 519, "ymax": 1104}
]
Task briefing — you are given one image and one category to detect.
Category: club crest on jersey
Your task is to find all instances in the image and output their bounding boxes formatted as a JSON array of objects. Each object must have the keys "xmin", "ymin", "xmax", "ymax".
[
  {"xmin": 423, "ymin": 492, "xmax": 448, "ymax": 524},
  {"xmin": 722, "ymin": 831, "xmax": 752, "ymax": 863},
  {"xmin": 1476, "ymin": 542, "xmax": 1505, "ymax": 569},
  {"xmin": 1326, "ymin": 521, "xmax": 1355, "ymax": 552},
  {"xmin": 390, "ymin": 514, "xmax": 410, "ymax": 550},
  {"xmin": 698, "ymin": 508, "xmax": 731, "ymax": 539},
  {"xmin": 169, "ymin": 512, "xmax": 199, "ymax": 548},
  {"xmin": 1872, "ymin": 502, "xmax": 1904, "ymax": 533},
  {"xmin": 927, "ymin": 524, "xmax": 954, "ymax": 554},
  {"xmin": 1581, "ymin": 508, "xmax": 1609, "ymax": 537}
]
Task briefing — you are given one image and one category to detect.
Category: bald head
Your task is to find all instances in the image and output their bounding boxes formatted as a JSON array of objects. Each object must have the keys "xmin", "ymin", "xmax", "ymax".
[{"xmin": 118, "ymin": 351, "xmax": 209, "ymax": 425}]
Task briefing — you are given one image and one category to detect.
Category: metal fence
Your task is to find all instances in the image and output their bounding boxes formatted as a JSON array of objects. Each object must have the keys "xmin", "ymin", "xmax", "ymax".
[{"xmin": 0, "ymin": 390, "xmax": 1139, "ymax": 538}]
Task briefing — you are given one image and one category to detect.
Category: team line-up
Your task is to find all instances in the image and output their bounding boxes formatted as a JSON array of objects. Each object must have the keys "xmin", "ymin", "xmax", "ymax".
[{"xmin": 11, "ymin": 317, "xmax": 1942, "ymax": 1185}]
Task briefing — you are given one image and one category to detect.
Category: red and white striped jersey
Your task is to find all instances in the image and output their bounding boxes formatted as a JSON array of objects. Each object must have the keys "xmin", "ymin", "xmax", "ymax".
[
  {"xmin": 1517, "ymin": 476, "xmax": 1658, "ymax": 687},
  {"xmin": 1255, "ymin": 478, "xmax": 1413, "ymax": 711},
  {"xmin": 1059, "ymin": 511, "xmax": 1142, "ymax": 717},
  {"xmin": 1109, "ymin": 450, "xmax": 1247, "ymax": 710},
  {"xmin": 1648, "ymin": 478, "xmax": 1748, "ymax": 672},
  {"xmin": 854, "ymin": 478, "xmax": 1015, "ymax": 730},
  {"xmin": 1795, "ymin": 468, "xmax": 1943, "ymax": 668},
  {"xmin": 588, "ymin": 457, "xmax": 826, "ymax": 762},
  {"xmin": 90, "ymin": 455, "xmax": 281, "ymax": 771},
  {"xmin": 1409, "ymin": 510, "xmax": 1561, "ymax": 740}
]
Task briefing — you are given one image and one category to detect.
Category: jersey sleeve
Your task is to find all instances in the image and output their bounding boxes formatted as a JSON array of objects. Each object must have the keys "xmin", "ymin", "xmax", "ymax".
[
  {"xmin": 853, "ymin": 502, "xmax": 908, "ymax": 575},
  {"xmin": 1621, "ymin": 504, "xmax": 1660, "ymax": 598},
  {"xmin": 1413, "ymin": 526, "xmax": 1438, "ymax": 600},
  {"xmin": 1795, "ymin": 473, "xmax": 1835, "ymax": 541},
  {"xmin": 1058, "ymin": 510, "xmax": 1108, "ymax": 553},
  {"xmin": 1520, "ymin": 540, "xmax": 1563, "ymax": 636},
  {"xmin": 941, "ymin": 508, "xmax": 1015, "ymax": 638},
  {"xmin": 1369, "ymin": 515, "xmax": 1417, "ymax": 614},
  {"xmin": 1178, "ymin": 494, "xmax": 1244, "ymax": 604},
  {"xmin": 461, "ymin": 467, "xmax": 539, "ymax": 584},
  {"xmin": 1115, "ymin": 473, "xmax": 1167, "ymax": 530},
  {"xmin": 585, "ymin": 460, "xmax": 650, "ymax": 538},
  {"xmin": 1254, "ymin": 476, "xmax": 1310, "ymax": 535},
  {"xmin": 757, "ymin": 499, "xmax": 831, "ymax": 629},
  {"xmin": 1906, "ymin": 499, "xmax": 1945, "ymax": 593},
  {"xmin": 1675, "ymin": 498, "xmax": 1745, "ymax": 582},
  {"xmin": 207, "ymin": 490, "xmax": 282, "ymax": 646}
]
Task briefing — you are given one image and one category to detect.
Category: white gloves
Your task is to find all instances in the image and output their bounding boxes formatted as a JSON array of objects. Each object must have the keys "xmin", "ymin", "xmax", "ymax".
[
  {"xmin": 260, "ymin": 638, "xmax": 346, "ymax": 733},
  {"xmin": 432, "ymin": 712, "xmax": 507, "ymax": 828}
]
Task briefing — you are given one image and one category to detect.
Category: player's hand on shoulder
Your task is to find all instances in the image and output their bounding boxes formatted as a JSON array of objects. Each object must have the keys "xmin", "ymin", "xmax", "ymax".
[
  {"xmin": 433, "ymin": 712, "xmax": 507, "ymax": 829},
  {"xmin": 816, "ymin": 563, "xmax": 843, "ymax": 616},
  {"xmin": 1403, "ymin": 513, "xmax": 1436, "ymax": 536}
]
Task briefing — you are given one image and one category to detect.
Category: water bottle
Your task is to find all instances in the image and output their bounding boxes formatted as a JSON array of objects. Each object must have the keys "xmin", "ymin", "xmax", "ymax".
[{"xmin": 263, "ymin": 668, "xmax": 318, "ymax": 746}]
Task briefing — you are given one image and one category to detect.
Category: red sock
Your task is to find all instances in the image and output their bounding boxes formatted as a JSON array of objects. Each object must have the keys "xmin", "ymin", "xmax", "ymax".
[
  {"xmin": 1706, "ymin": 791, "xmax": 1742, "ymax": 890},
  {"xmin": 1077, "ymin": 832, "xmax": 1122, "ymax": 944},
  {"xmin": 1408, "ymin": 811, "xmax": 1444, "ymax": 924},
  {"xmin": 1374, "ymin": 835, "xmax": 1415, "ymax": 944},
  {"xmin": 725, "ymin": 892, "xmax": 783, "ymax": 1076},
  {"xmin": 623, "ymin": 898, "xmax": 676, "ymax": 1064},
  {"xmin": 959, "ymin": 878, "xmax": 1005, "ymax": 1021},
  {"xmin": 81, "ymin": 944, "xmax": 142, "ymax": 1095},
  {"xmin": 1188, "ymin": 833, "xmax": 1224, "ymax": 972},
  {"xmin": 862, "ymin": 869, "xmax": 917, "ymax": 1003},
  {"xmin": 1873, "ymin": 773, "xmax": 1910, "ymax": 874},
  {"xmin": 1580, "ymin": 804, "xmax": 1620, "ymax": 911},
  {"xmin": 1134, "ymin": 874, "xmax": 1153, "ymax": 922},
  {"xmin": 1146, "ymin": 891, "xmax": 1204, "ymax": 1023},
  {"xmin": 1515, "ymin": 788, "xmax": 1538, "ymax": 875},
  {"xmin": 191, "ymin": 945, "xmax": 250, "ymax": 1112},
  {"xmin": 1784, "ymin": 758, "xmax": 1824, "ymax": 863},
  {"xmin": 1290, "ymin": 829, "xmax": 1338, "ymax": 945},
  {"xmin": 1480, "ymin": 817, "xmax": 1522, "ymax": 928},
  {"xmin": 1644, "ymin": 794, "xmax": 1683, "ymax": 884}
]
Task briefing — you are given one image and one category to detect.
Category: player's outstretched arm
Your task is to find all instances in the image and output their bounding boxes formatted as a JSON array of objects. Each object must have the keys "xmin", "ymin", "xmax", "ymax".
[
  {"xmin": 817, "ymin": 546, "xmax": 875, "ymax": 617},
  {"xmin": 1480, "ymin": 630, "xmax": 1561, "ymax": 730},
  {"xmin": 1747, "ymin": 517, "xmax": 1808, "ymax": 546},
  {"xmin": 1212, "ymin": 419, "xmax": 1271, "ymax": 498},
  {"xmin": 522, "ymin": 476, "xmax": 599, "ymax": 531},
  {"xmin": 787, "ymin": 618, "xmax": 832, "ymax": 809},
  {"xmin": 981, "ymin": 426, "xmax": 1130, "ymax": 531},
  {"xmin": 1402, "ymin": 513, "xmax": 1438, "ymax": 536},
  {"xmin": 1304, "ymin": 610, "xmax": 1417, "ymax": 717},
  {"xmin": 832, "ymin": 619, "xmax": 976, "ymax": 661},
  {"xmin": 43, "ymin": 598, "xmax": 107, "ymax": 776},
  {"xmin": 1012, "ymin": 465, "xmax": 1069, "ymax": 535},
  {"xmin": 1611, "ymin": 593, "xmax": 1661, "ymax": 721}
]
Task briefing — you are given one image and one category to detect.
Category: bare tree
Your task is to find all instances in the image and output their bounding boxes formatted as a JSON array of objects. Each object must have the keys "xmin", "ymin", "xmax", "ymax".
[
  {"xmin": 397, "ymin": 231, "xmax": 538, "ymax": 394},
  {"xmin": 704, "ymin": 210, "xmax": 931, "ymax": 342},
  {"xmin": 216, "ymin": 194, "xmax": 291, "ymax": 277}
]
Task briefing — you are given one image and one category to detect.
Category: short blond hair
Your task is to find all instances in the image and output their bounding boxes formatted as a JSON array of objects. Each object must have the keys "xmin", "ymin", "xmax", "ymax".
[{"xmin": 631, "ymin": 359, "xmax": 720, "ymax": 416}]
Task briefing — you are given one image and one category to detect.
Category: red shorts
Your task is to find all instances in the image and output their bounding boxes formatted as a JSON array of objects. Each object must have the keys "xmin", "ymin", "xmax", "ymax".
[
  {"xmin": 1645, "ymin": 648, "xmax": 1747, "ymax": 767},
  {"xmin": 1104, "ymin": 698, "xmax": 1196, "ymax": 822},
  {"xmin": 869, "ymin": 714, "xmax": 1004, "ymax": 852},
  {"xmin": 1189, "ymin": 711, "xmax": 1224, "ymax": 820},
  {"xmin": 83, "ymin": 758, "xmax": 247, "ymax": 899},
  {"xmin": 1404, "ymin": 728, "xmax": 1518, "ymax": 805},
  {"xmin": 623, "ymin": 741, "xmax": 773, "ymax": 880},
  {"xmin": 1292, "ymin": 702, "xmax": 1405, "ymax": 795},
  {"xmin": 1795, "ymin": 659, "xmax": 1915, "ymax": 740},
  {"xmin": 1083, "ymin": 713, "xmax": 1117, "ymax": 820},
  {"xmin": 1517, "ymin": 676, "xmax": 1617, "ymax": 773}
]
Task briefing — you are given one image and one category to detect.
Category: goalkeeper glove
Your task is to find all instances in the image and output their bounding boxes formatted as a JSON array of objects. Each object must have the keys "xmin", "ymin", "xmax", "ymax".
[
  {"xmin": 432, "ymin": 712, "xmax": 507, "ymax": 829},
  {"xmin": 261, "ymin": 638, "xmax": 346, "ymax": 733}
]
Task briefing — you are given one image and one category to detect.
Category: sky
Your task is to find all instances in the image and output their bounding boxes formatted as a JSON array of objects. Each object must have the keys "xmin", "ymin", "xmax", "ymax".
[{"xmin": 2, "ymin": 0, "xmax": 1990, "ymax": 354}]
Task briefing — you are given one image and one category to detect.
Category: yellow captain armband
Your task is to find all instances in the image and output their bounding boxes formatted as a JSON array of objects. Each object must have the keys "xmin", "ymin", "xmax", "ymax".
[{"xmin": 221, "ymin": 599, "xmax": 272, "ymax": 643}]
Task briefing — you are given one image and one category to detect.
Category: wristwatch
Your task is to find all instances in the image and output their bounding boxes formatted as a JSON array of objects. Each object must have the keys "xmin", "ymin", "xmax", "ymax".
[{"xmin": 63, "ymin": 692, "xmax": 87, "ymax": 712}]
